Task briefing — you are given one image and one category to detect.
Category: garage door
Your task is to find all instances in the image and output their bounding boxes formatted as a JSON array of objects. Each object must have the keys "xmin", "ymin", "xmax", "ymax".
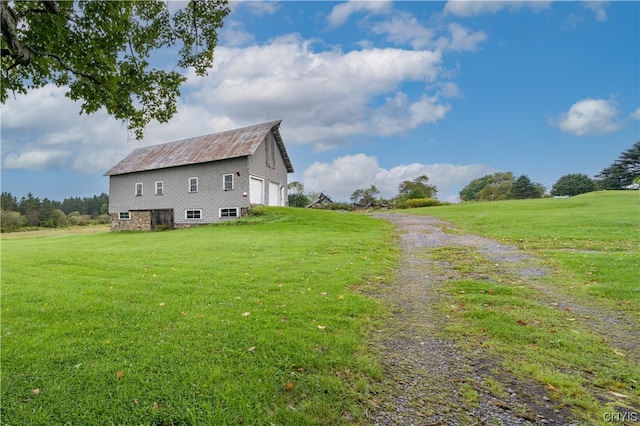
[
  {"xmin": 269, "ymin": 182, "xmax": 280, "ymax": 206},
  {"xmin": 250, "ymin": 177, "xmax": 263, "ymax": 204}
]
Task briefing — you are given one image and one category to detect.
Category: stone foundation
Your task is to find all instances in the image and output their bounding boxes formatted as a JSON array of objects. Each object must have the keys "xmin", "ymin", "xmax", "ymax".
[
  {"xmin": 110, "ymin": 207, "xmax": 250, "ymax": 231},
  {"xmin": 110, "ymin": 211, "xmax": 151, "ymax": 231}
]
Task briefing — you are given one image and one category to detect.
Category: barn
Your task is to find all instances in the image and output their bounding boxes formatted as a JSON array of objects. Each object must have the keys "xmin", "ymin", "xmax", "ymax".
[{"xmin": 104, "ymin": 120, "xmax": 294, "ymax": 231}]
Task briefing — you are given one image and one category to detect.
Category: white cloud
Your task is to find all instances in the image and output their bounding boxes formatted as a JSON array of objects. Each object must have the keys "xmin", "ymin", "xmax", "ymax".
[
  {"xmin": 220, "ymin": 20, "xmax": 255, "ymax": 47},
  {"xmin": 630, "ymin": 108, "xmax": 640, "ymax": 121},
  {"xmin": 436, "ymin": 82, "xmax": 463, "ymax": 99},
  {"xmin": 183, "ymin": 36, "xmax": 449, "ymax": 148},
  {"xmin": 583, "ymin": 1, "xmax": 609, "ymax": 21},
  {"xmin": 237, "ymin": 1, "xmax": 281, "ymax": 17},
  {"xmin": 3, "ymin": 149, "xmax": 71, "ymax": 171},
  {"xmin": 370, "ymin": 11, "xmax": 435, "ymax": 49},
  {"xmin": 444, "ymin": 1, "xmax": 552, "ymax": 17},
  {"xmin": 369, "ymin": 12, "xmax": 486, "ymax": 52},
  {"xmin": 302, "ymin": 153, "xmax": 498, "ymax": 203},
  {"xmin": 550, "ymin": 98, "xmax": 622, "ymax": 136},
  {"xmin": 327, "ymin": 0, "xmax": 392, "ymax": 27},
  {"xmin": 438, "ymin": 23, "xmax": 488, "ymax": 51},
  {"xmin": 2, "ymin": 32, "xmax": 455, "ymax": 173},
  {"xmin": 1, "ymin": 84, "xmax": 129, "ymax": 173}
]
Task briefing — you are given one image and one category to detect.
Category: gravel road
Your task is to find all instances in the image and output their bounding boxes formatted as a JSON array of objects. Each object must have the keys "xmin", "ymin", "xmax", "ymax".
[{"xmin": 365, "ymin": 213, "xmax": 638, "ymax": 426}]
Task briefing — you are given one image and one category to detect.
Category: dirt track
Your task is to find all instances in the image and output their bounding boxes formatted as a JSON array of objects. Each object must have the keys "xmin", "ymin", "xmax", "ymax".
[{"xmin": 366, "ymin": 213, "xmax": 638, "ymax": 425}]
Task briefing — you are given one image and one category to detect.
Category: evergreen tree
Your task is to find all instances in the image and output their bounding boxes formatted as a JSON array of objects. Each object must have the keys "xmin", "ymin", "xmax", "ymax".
[
  {"xmin": 510, "ymin": 175, "xmax": 545, "ymax": 199},
  {"xmin": 595, "ymin": 141, "xmax": 640, "ymax": 189},
  {"xmin": 551, "ymin": 174, "xmax": 597, "ymax": 196}
]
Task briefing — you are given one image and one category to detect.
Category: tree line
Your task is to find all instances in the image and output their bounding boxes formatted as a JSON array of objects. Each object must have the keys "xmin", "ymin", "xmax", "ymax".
[
  {"xmin": 461, "ymin": 141, "xmax": 639, "ymax": 201},
  {"xmin": 1, "ymin": 192, "xmax": 109, "ymax": 232},
  {"xmin": 289, "ymin": 174, "xmax": 442, "ymax": 210},
  {"xmin": 290, "ymin": 141, "xmax": 639, "ymax": 208}
]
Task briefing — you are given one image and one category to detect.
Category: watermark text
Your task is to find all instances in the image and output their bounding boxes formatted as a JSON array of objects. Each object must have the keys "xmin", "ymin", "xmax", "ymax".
[{"xmin": 603, "ymin": 412, "xmax": 639, "ymax": 423}]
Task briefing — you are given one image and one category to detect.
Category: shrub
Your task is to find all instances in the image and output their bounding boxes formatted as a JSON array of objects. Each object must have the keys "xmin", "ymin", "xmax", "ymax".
[
  {"xmin": 395, "ymin": 198, "xmax": 441, "ymax": 209},
  {"xmin": 551, "ymin": 173, "xmax": 597, "ymax": 197},
  {"xmin": 249, "ymin": 206, "xmax": 267, "ymax": 216},
  {"xmin": 288, "ymin": 193, "xmax": 310, "ymax": 207},
  {"xmin": 92, "ymin": 214, "xmax": 111, "ymax": 225},
  {"xmin": 44, "ymin": 209, "xmax": 68, "ymax": 228},
  {"xmin": 1, "ymin": 210, "xmax": 26, "ymax": 232},
  {"xmin": 67, "ymin": 211, "xmax": 90, "ymax": 226}
]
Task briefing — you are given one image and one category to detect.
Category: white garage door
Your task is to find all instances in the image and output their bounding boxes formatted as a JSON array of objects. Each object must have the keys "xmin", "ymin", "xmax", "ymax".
[
  {"xmin": 250, "ymin": 177, "xmax": 263, "ymax": 204},
  {"xmin": 269, "ymin": 182, "xmax": 280, "ymax": 206}
]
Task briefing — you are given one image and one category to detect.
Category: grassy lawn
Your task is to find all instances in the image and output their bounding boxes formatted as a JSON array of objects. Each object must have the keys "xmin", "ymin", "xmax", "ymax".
[
  {"xmin": 2, "ymin": 192, "xmax": 637, "ymax": 424},
  {"xmin": 405, "ymin": 191, "xmax": 639, "ymax": 423},
  {"xmin": 417, "ymin": 191, "xmax": 639, "ymax": 309},
  {"xmin": 1, "ymin": 208, "xmax": 397, "ymax": 425}
]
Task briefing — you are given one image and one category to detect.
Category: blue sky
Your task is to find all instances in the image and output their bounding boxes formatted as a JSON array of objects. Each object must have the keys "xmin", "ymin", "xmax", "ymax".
[{"xmin": 1, "ymin": 1, "xmax": 638, "ymax": 203}]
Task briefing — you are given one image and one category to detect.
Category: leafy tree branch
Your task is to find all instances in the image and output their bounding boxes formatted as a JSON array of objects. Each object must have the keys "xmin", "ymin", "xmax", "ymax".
[{"xmin": 1, "ymin": 0, "xmax": 229, "ymax": 139}]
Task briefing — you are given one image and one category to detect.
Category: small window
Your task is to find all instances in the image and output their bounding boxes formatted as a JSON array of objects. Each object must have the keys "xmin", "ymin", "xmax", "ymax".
[
  {"xmin": 219, "ymin": 208, "xmax": 238, "ymax": 218},
  {"xmin": 135, "ymin": 183, "xmax": 143, "ymax": 196},
  {"xmin": 155, "ymin": 181, "xmax": 163, "ymax": 195},
  {"xmin": 189, "ymin": 177, "xmax": 198, "ymax": 192},
  {"xmin": 185, "ymin": 209, "xmax": 202, "ymax": 219},
  {"xmin": 119, "ymin": 212, "xmax": 131, "ymax": 220},
  {"xmin": 223, "ymin": 174, "xmax": 234, "ymax": 191}
]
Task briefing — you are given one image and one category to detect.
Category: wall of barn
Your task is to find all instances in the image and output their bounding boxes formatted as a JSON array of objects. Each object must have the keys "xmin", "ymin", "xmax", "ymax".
[{"xmin": 108, "ymin": 157, "xmax": 251, "ymax": 227}]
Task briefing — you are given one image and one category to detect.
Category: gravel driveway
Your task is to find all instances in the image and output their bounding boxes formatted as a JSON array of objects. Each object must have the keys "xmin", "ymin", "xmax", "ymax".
[{"xmin": 366, "ymin": 213, "xmax": 638, "ymax": 426}]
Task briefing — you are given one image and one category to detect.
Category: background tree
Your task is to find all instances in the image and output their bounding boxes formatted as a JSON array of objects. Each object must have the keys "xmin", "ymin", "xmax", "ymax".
[
  {"xmin": 595, "ymin": 141, "xmax": 640, "ymax": 189},
  {"xmin": 460, "ymin": 172, "xmax": 514, "ymax": 201},
  {"xmin": 460, "ymin": 172, "xmax": 544, "ymax": 201},
  {"xmin": 397, "ymin": 175, "xmax": 438, "ymax": 200},
  {"xmin": 350, "ymin": 185, "xmax": 380, "ymax": 205},
  {"xmin": 287, "ymin": 181, "xmax": 310, "ymax": 208},
  {"xmin": 1, "ymin": 191, "xmax": 110, "ymax": 231},
  {"xmin": 551, "ymin": 173, "xmax": 597, "ymax": 197},
  {"xmin": 1, "ymin": 191, "xmax": 18, "ymax": 211},
  {"xmin": 1, "ymin": 0, "xmax": 229, "ymax": 138},
  {"xmin": 0, "ymin": 210, "xmax": 26, "ymax": 232},
  {"xmin": 45, "ymin": 208, "xmax": 68, "ymax": 228},
  {"xmin": 510, "ymin": 175, "xmax": 545, "ymax": 199},
  {"xmin": 18, "ymin": 192, "xmax": 42, "ymax": 226}
]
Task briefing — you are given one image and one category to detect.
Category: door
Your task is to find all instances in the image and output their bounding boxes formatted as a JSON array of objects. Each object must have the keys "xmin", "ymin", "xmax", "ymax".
[
  {"xmin": 250, "ymin": 177, "xmax": 264, "ymax": 205},
  {"xmin": 269, "ymin": 182, "xmax": 280, "ymax": 206},
  {"xmin": 151, "ymin": 209, "xmax": 174, "ymax": 230}
]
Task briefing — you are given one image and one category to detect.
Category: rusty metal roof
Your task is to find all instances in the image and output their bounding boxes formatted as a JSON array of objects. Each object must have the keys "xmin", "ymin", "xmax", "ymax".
[{"xmin": 105, "ymin": 120, "xmax": 293, "ymax": 176}]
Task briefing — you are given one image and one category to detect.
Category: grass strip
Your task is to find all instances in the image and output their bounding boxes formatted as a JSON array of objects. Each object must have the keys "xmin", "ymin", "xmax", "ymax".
[{"xmin": 407, "ymin": 191, "xmax": 639, "ymax": 422}]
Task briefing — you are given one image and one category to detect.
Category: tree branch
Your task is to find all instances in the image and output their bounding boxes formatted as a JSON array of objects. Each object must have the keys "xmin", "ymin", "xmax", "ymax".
[
  {"xmin": 1, "ymin": 1, "xmax": 32, "ymax": 66},
  {"xmin": 42, "ymin": 1, "xmax": 60, "ymax": 14},
  {"xmin": 26, "ymin": 45, "xmax": 101, "ymax": 84}
]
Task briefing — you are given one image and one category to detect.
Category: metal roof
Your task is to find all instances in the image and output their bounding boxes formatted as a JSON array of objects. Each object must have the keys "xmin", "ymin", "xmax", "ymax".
[{"xmin": 104, "ymin": 120, "xmax": 293, "ymax": 176}]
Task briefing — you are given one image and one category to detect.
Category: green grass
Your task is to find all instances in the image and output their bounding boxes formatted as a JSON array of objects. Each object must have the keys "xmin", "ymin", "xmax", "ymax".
[
  {"xmin": 3, "ymin": 192, "xmax": 638, "ymax": 424},
  {"xmin": 1, "ymin": 207, "xmax": 397, "ymax": 425},
  {"xmin": 414, "ymin": 191, "xmax": 639, "ymax": 307},
  {"xmin": 403, "ymin": 191, "xmax": 640, "ymax": 423}
]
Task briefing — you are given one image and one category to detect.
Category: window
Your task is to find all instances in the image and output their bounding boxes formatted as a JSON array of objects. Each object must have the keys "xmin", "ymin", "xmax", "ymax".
[
  {"xmin": 119, "ymin": 212, "xmax": 131, "ymax": 220},
  {"xmin": 219, "ymin": 208, "xmax": 239, "ymax": 218},
  {"xmin": 185, "ymin": 209, "xmax": 202, "ymax": 219},
  {"xmin": 155, "ymin": 181, "xmax": 163, "ymax": 195},
  {"xmin": 135, "ymin": 182, "xmax": 143, "ymax": 196},
  {"xmin": 223, "ymin": 174, "xmax": 234, "ymax": 191},
  {"xmin": 189, "ymin": 177, "xmax": 198, "ymax": 192}
]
